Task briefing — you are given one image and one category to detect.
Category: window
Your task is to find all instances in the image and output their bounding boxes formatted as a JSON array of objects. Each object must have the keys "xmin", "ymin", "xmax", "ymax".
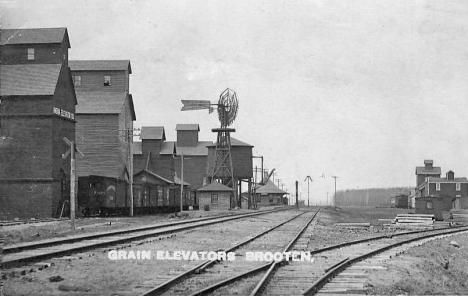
[
  {"xmin": 73, "ymin": 75, "xmax": 82, "ymax": 87},
  {"xmin": 104, "ymin": 75, "xmax": 111, "ymax": 86},
  {"xmin": 257, "ymin": 195, "xmax": 261, "ymax": 203},
  {"xmin": 436, "ymin": 183, "xmax": 440, "ymax": 191},
  {"xmin": 211, "ymin": 194, "xmax": 218, "ymax": 204},
  {"xmin": 456, "ymin": 183, "xmax": 461, "ymax": 191},
  {"xmin": 269, "ymin": 196, "xmax": 273, "ymax": 203},
  {"xmin": 426, "ymin": 201, "xmax": 433, "ymax": 209},
  {"xmin": 27, "ymin": 48, "xmax": 35, "ymax": 60}
]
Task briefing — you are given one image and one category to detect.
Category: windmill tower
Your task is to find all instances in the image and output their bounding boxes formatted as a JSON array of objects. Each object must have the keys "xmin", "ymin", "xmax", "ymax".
[{"xmin": 181, "ymin": 88, "xmax": 239, "ymax": 194}]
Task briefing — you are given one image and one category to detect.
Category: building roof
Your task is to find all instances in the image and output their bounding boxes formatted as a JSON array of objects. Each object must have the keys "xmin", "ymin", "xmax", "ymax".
[
  {"xmin": 174, "ymin": 175, "xmax": 190, "ymax": 186},
  {"xmin": 132, "ymin": 142, "xmax": 142, "ymax": 155},
  {"xmin": 176, "ymin": 141, "xmax": 213, "ymax": 156},
  {"xmin": 160, "ymin": 141, "xmax": 176, "ymax": 155},
  {"xmin": 1, "ymin": 28, "xmax": 70, "ymax": 47},
  {"xmin": 415, "ymin": 166, "xmax": 441, "ymax": 175},
  {"xmin": 69, "ymin": 60, "xmax": 132, "ymax": 74},
  {"xmin": 208, "ymin": 137, "xmax": 253, "ymax": 147},
  {"xmin": 141, "ymin": 126, "xmax": 165, "ymax": 140},
  {"xmin": 197, "ymin": 181, "xmax": 233, "ymax": 192},
  {"xmin": 176, "ymin": 124, "xmax": 199, "ymax": 131},
  {"xmin": 427, "ymin": 177, "xmax": 468, "ymax": 183},
  {"xmin": 75, "ymin": 92, "xmax": 126, "ymax": 114},
  {"xmin": 0, "ymin": 64, "xmax": 62, "ymax": 96},
  {"xmin": 134, "ymin": 169, "xmax": 174, "ymax": 185},
  {"xmin": 256, "ymin": 180, "xmax": 287, "ymax": 195}
]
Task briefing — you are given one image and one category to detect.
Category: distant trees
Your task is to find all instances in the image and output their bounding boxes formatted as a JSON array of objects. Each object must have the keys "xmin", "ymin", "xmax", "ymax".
[{"xmin": 334, "ymin": 187, "xmax": 412, "ymax": 207}]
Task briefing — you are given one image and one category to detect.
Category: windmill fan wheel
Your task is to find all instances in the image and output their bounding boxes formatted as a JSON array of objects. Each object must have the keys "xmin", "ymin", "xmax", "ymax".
[{"xmin": 218, "ymin": 88, "xmax": 239, "ymax": 127}]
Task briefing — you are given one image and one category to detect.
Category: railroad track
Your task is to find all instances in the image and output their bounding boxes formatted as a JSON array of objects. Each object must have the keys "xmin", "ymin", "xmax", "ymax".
[
  {"xmin": 2, "ymin": 207, "xmax": 288, "ymax": 269},
  {"xmin": 140, "ymin": 209, "xmax": 321, "ymax": 296},
  {"xmin": 0, "ymin": 218, "xmax": 70, "ymax": 227},
  {"xmin": 135, "ymin": 212, "xmax": 468, "ymax": 296}
]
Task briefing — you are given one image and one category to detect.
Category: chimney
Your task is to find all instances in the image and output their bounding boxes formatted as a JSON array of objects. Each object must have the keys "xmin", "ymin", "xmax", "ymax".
[
  {"xmin": 446, "ymin": 171, "xmax": 455, "ymax": 181},
  {"xmin": 424, "ymin": 159, "xmax": 433, "ymax": 170}
]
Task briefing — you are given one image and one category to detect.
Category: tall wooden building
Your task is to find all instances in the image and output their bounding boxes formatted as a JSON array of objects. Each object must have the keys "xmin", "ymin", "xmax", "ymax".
[
  {"xmin": 0, "ymin": 28, "xmax": 76, "ymax": 219},
  {"xmin": 69, "ymin": 60, "xmax": 136, "ymax": 208}
]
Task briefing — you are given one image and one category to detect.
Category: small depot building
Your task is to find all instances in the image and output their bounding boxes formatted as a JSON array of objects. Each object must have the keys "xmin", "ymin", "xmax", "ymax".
[
  {"xmin": 415, "ymin": 196, "xmax": 444, "ymax": 220},
  {"xmin": 197, "ymin": 182, "xmax": 233, "ymax": 210}
]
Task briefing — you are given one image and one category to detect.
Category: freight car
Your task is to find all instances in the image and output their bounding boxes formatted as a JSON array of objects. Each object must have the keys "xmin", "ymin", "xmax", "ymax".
[{"xmin": 77, "ymin": 175, "xmax": 196, "ymax": 217}]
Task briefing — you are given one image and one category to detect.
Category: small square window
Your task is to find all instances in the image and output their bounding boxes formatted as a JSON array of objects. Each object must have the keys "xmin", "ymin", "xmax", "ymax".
[
  {"xmin": 426, "ymin": 201, "xmax": 433, "ymax": 209},
  {"xmin": 211, "ymin": 194, "xmax": 218, "ymax": 204},
  {"xmin": 73, "ymin": 75, "xmax": 82, "ymax": 87},
  {"xmin": 27, "ymin": 48, "xmax": 35, "ymax": 60},
  {"xmin": 104, "ymin": 75, "xmax": 111, "ymax": 86}
]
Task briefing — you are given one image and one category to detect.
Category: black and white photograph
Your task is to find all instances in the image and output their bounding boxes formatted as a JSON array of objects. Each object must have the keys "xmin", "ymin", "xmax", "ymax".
[{"xmin": 1, "ymin": 0, "xmax": 468, "ymax": 295}]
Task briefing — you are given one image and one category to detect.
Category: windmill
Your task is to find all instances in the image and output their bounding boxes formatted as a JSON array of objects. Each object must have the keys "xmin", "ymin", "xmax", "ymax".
[{"xmin": 181, "ymin": 88, "xmax": 239, "ymax": 193}]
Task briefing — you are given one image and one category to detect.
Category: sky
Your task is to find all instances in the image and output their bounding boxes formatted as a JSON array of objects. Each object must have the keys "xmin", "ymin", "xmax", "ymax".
[{"xmin": 2, "ymin": 0, "xmax": 468, "ymax": 204}]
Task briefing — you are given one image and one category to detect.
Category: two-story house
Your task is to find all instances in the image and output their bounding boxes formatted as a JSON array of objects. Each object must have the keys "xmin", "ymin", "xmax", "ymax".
[
  {"xmin": 69, "ymin": 60, "xmax": 136, "ymax": 210},
  {"xmin": 0, "ymin": 28, "xmax": 76, "ymax": 219},
  {"xmin": 418, "ymin": 170, "xmax": 468, "ymax": 211}
]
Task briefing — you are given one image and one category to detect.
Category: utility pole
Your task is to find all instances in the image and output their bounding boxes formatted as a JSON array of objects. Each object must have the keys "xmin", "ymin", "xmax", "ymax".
[
  {"xmin": 62, "ymin": 137, "xmax": 83, "ymax": 230},
  {"xmin": 332, "ymin": 176, "xmax": 338, "ymax": 209},
  {"xmin": 295, "ymin": 181, "xmax": 299, "ymax": 210},
  {"xmin": 180, "ymin": 153, "xmax": 184, "ymax": 213},
  {"xmin": 304, "ymin": 176, "xmax": 313, "ymax": 207}
]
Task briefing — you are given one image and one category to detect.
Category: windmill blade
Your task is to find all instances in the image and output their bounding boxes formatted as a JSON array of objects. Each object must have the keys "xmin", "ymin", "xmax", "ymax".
[{"xmin": 181, "ymin": 100, "xmax": 212, "ymax": 111}]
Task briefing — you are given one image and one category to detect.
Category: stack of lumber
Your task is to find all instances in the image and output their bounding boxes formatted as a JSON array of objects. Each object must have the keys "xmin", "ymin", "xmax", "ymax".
[
  {"xmin": 395, "ymin": 214, "xmax": 434, "ymax": 229},
  {"xmin": 334, "ymin": 222, "xmax": 370, "ymax": 228},
  {"xmin": 450, "ymin": 209, "xmax": 468, "ymax": 222}
]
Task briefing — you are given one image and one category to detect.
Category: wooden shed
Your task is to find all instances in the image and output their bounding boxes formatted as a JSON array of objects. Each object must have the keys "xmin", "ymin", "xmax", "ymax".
[
  {"xmin": 415, "ymin": 196, "xmax": 443, "ymax": 220},
  {"xmin": 197, "ymin": 182, "xmax": 233, "ymax": 210},
  {"xmin": 255, "ymin": 180, "xmax": 287, "ymax": 206}
]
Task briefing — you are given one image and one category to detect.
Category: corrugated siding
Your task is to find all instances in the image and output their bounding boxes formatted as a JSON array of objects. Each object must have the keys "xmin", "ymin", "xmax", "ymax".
[
  {"xmin": 75, "ymin": 114, "xmax": 123, "ymax": 178},
  {"xmin": 72, "ymin": 70, "xmax": 126, "ymax": 92}
]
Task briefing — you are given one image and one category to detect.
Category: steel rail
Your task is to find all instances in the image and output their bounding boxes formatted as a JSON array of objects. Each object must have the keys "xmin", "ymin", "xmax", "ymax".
[
  {"xmin": 4, "ymin": 208, "xmax": 287, "ymax": 254},
  {"xmin": 3, "ymin": 208, "xmax": 289, "ymax": 269},
  {"xmin": 141, "ymin": 210, "xmax": 313, "ymax": 296},
  {"xmin": 302, "ymin": 226, "xmax": 468, "ymax": 296},
  {"xmin": 249, "ymin": 209, "xmax": 321, "ymax": 296},
  {"xmin": 190, "ymin": 217, "xmax": 466, "ymax": 296}
]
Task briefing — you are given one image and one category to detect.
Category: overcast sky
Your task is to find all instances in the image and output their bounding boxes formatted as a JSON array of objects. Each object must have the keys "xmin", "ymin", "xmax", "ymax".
[{"xmin": 2, "ymin": 0, "xmax": 468, "ymax": 204}]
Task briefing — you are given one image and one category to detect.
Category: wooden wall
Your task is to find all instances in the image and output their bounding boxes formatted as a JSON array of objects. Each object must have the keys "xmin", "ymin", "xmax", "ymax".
[
  {"xmin": 1, "ymin": 43, "xmax": 67, "ymax": 65},
  {"xmin": 72, "ymin": 70, "xmax": 127, "ymax": 92}
]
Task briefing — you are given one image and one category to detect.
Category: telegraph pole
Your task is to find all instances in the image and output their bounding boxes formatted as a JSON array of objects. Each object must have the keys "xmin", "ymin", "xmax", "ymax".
[
  {"xmin": 180, "ymin": 154, "xmax": 184, "ymax": 213},
  {"xmin": 304, "ymin": 176, "xmax": 313, "ymax": 207},
  {"xmin": 62, "ymin": 137, "xmax": 83, "ymax": 230},
  {"xmin": 332, "ymin": 176, "xmax": 338, "ymax": 209},
  {"xmin": 295, "ymin": 181, "xmax": 299, "ymax": 210}
]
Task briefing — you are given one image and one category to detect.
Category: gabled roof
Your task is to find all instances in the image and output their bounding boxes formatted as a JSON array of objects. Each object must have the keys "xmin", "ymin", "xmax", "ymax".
[
  {"xmin": 197, "ymin": 182, "xmax": 233, "ymax": 192},
  {"xmin": 134, "ymin": 169, "xmax": 174, "ymax": 185},
  {"xmin": 174, "ymin": 176, "xmax": 190, "ymax": 186},
  {"xmin": 176, "ymin": 141, "xmax": 213, "ymax": 156},
  {"xmin": 415, "ymin": 166, "xmax": 441, "ymax": 175},
  {"xmin": 256, "ymin": 180, "xmax": 287, "ymax": 195},
  {"xmin": 75, "ymin": 92, "xmax": 126, "ymax": 114},
  {"xmin": 132, "ymin": 142, "xmax": 142, "ymax": 155},
  {"xmin": 176, "ymin": 124, "xmax": 199, "ymax": 131},
  {"xmin": 0, "ymin": 64, "xmax": 62, "ymax": 96},
  {"xmin": 69, "ymin": 60, "xmax": 132, "ymax": 74},
  {"xmin": 160, "ymin": 141, "xmax": 176, "ymax": 155},
  {"xmin": 427, "ymin": 177, "xmax": 468, "ymax": 183},
  {"xmin": 208, "ymin": 137, "xmax": 253, "ymax": 147},
  {"xmin": 141, "ymin": 126, "xmax": 166, "ymax": 140},
  {"xmin": 1, "ymin": 28, "xmax": 70, "ymax": 47}
]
